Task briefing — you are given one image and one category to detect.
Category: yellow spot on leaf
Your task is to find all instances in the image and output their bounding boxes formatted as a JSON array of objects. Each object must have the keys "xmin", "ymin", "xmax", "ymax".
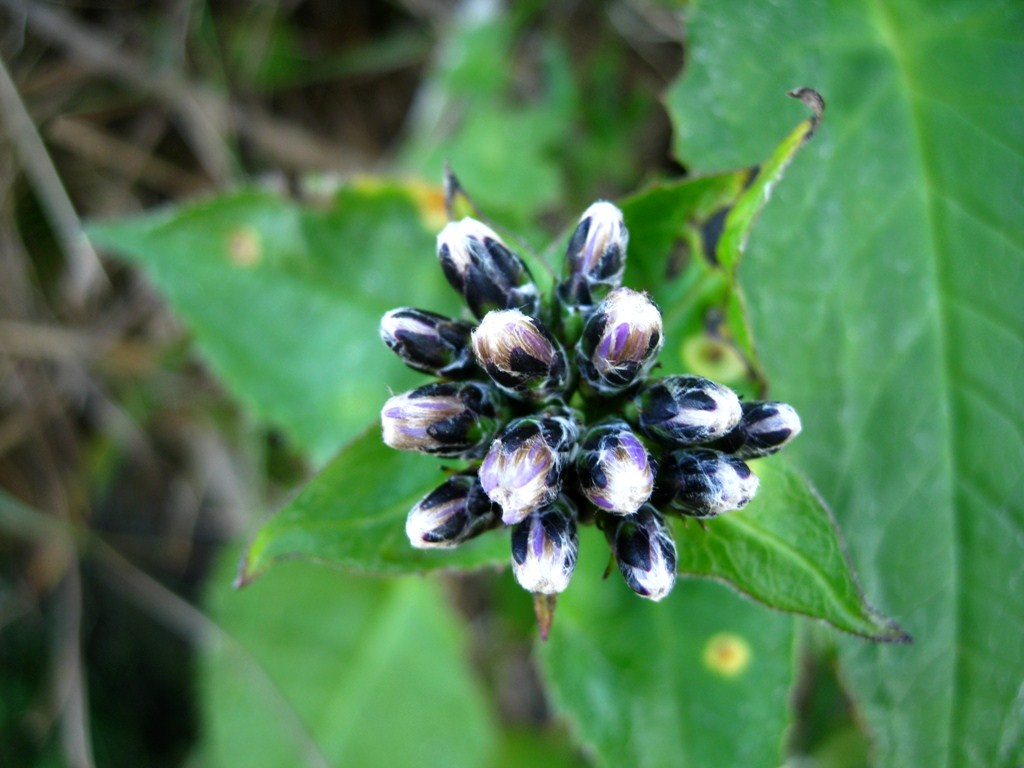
[
  {"xmin": 702, "ymin": 632, "xmax": 751, "ymax": 678},
  {"xmin": 228, "ymin": 228, "xmax": 261, "ymax": 267}
]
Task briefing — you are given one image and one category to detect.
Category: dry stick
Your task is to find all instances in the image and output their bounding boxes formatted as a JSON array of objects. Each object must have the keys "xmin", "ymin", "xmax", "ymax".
[
  {"xmin": 48, "ymin": 116, "xmax": 208, "ymax": 196},
  {"xmin": 0, "ymin": 54, "xmax": 108, "ymax": 304},
  {"xmin": 53, "ymin": 565, "xmax": 94, "ymax": 768},
  {"xmin": 0, "ymin": 0, "xmax": 233, "ymax": 184},
  {"xmin": 0, "ymin": 0, "xmax": 360, "ymax": 176},
  {"xmin": 0, "ymin": 492, "xmax": 333, "ymax": 768},
  {"xmin": 0, "ymin": 361, "xmax": 97, "ymax": 768}
]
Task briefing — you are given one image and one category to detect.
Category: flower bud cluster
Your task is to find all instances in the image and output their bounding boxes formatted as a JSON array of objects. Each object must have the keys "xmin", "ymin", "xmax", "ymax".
[{"xmin": 379, "ymin": 201, "xmax": 802, "ymax": 608}]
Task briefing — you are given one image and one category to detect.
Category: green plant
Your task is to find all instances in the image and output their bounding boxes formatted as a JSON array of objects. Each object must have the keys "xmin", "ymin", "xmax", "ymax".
[{"xmin": 84, "ymin": 1, "xmax": 1023, "ymax": 766}]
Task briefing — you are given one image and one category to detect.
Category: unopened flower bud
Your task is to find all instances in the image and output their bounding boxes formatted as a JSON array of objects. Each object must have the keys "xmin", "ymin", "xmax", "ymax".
[
  {"xmin": 604, "ymin": 504, "xmax": 677, "ymax": 601},
  {"xmin": 576, "ymin": 420, "xmax": 653, "ymax": 515},
  {"xmin": 711, "ymin": 401, "xmax": 803, "ymax": 458},
  {"xmin": 406, "ymin": 474, "xmax": 499, "ymax": 549},
  {"xmin": 479, "ymin": 412, "xmax": 579, "ymax": 525},
  {"xmin": 577, "ymin": 288, "xmax": 663, "ymax": 395},
  {"xmin": 510, "ymin": 496, "xmax": 579, "ymax": 594},
  {"xmin": 472, "ymin": 310, "xmax": 568, "ymax": 401},
  {"xmin": 380, "ymin": 308, "xmax": 477, "ymax": 378},
  {"xmin": 558, "ymin": 201, "xmax": 628, "ymax": 307},
  {"xmin": 636, "ymin": 375, "xmax": 742, "ymax": 446},
  {"xmin": 437, "ymin": 218, "xmax": 540, "ymax": 319},
  {"xmin": 657, "ymin": 448, "xmax": 759, "ymax": 518},
  {"xmin": 381, "ymin": 381, "xmax": 504, "ymax": 458}
]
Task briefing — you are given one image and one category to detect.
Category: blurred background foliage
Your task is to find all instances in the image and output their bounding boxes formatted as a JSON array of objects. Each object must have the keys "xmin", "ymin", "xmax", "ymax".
[{"xmin": 1, "ymin": 1, "xmax": 1021, "ymax": 768}]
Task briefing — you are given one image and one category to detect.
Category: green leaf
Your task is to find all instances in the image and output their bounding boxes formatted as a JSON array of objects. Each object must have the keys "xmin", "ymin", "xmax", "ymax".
[
  {"xmin": 675, "ymin": 458, "xmax": 908, "ymax": 642},
  {"xmin": 539, "ymin": 527, "xmax": 795, "ymax": 768},
  {"xmin": 241, "ymin": 427, "xmax": 508, "ymax": 583},
  {"xmin": 89, "ymin": 184, "xmax": 458, "ymax": 464},
  {"xmin": 617, "ymin": 98, "xmax": 901, "ymax": 640},
  {"xmin": 200, "ymin": 548, "xmax": 498, "ymax": 768},
  {"xmin": 669, "ymin": 1, "xmax": 1024, "ymax": 766}
]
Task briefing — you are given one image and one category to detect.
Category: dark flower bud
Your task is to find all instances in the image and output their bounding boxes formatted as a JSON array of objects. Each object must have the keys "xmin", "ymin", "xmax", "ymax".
[
  {"xmin": 479, "ymin": 412, "xmax": 579, "ymax": 525},
  {"xmin": 436, "ymin": 218, "xmax": 540, "ymax": 319},
  {"xmin": 710, "ymin": 401, "xmax": 803, "ymax": 458},
  {"xmin": 380, "ymin": 308, "xmax": 477, "ymax": 379},
  {"xmin": 635, "ymin": 375, "xmax": 742, "ymax": 445},
  {"xmin": 577, "ymin": 288, "xmax": 663, "ymax": 395},
  {"xmin": 472, "ymin": 310, "xmax": 569, "ymax": 401},
  {"xmin": 558, "ymin": 201, "xmax": 628, "ymax": 308},
  {"xmin": 656, "ymin": 448, "xmax": 759, "ymax": 518},
  {"xmin": 576, "ymin": 420, "xmax": 653, "ymax": 515},
  {"xmin": 381, "ymin": 381, "xmax": 504, "ymax": 458},
  {"xmin": 406, "ymin": 473, "xmax": 500, "ymax": 549},
  {"xmin": 603, "ymin": 504, "xmax": 677, "ymax": 601},
  {"xmin": 510, "ymin": 496, "xmax": 579, "ymax": 594}
]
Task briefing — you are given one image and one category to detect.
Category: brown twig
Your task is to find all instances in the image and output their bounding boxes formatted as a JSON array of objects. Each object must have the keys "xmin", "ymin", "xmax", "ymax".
[
  {"xmin": 47, "ymin": 116, "xmax": 208, "ymax": 196},
  {"xmin": 52, "ymin": 564, "xmax": 95, "ymax": 768},
  {"xmin": 0, "ymin": 0, "xmax": 363, "ymax": 177},
  {"xmin": 0, "ymin": 52, "xmax": 108, "ymax": 304}
]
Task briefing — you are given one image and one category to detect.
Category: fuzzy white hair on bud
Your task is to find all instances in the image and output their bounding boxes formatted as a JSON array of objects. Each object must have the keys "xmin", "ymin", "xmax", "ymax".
[
  {"xmin": 381, "ymin": 390, "xmax": 464, "ymax": 453},
  {"xmin": 591, "ymin": 288, "xmax": 663, "ymax": 374},
  {"xmin": 472, "ymin": 310, "xmax": 567, "ymax": 400},
  {"xmin": 472, "ymin": 310, "xmax": 552, "ymax": 369},
  {"xmin": 637, "ymin": 376, "xmax": 744, "ymax": 445},
  {"xmin": 510, "ymin": 501, "xmax": 578, "ymax": 595},
  {"xmin": 576, "ymin": 201, "xmax": 627, "ymax": 273},
  {"xmin": 480, "ymin": 415, "xmax": 577, "ymax": 524},
  {"xmin": 436, "ymin": 218, "xmax": 504, "ymax": 272},
  {"xmin": 661, "ymin": 449, "xmax": 760, "ymax": 517},
  {"xmin": 607, "ymin": 505, "xmax": 677, "ymax": 601},
  {"xmin": 578, "ymin": 424, "xmax": 653, "ymax": 515}
]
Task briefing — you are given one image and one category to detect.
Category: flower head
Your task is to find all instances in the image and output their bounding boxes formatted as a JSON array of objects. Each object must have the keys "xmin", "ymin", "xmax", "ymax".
[
  {"xmin": 576, "ymin": 420, "xmax": 653, "ymax": 515},
  {"xmin": 472, "ymin": 309, "xmax": 568, "ymax": 401},
  {"xmin": 406, "ymin": 473, "xmax": 499, "ymax": 548},
  {"xmin": 380, "ymin": 307, "xmax": 477, "ymax": 379},
  {"xmin": 577, "ymin": 288, "xmax": 663, "ymax": 395},
  {"xmin": 603, "ymin": 504, "xmax": 677, "ymax": 601},
  {"xmin": 379, "ymin": 194, "xmax": 801, "ymax": 618},
  {"xmin": 510, "ymin": 497, "xmax": 579, "ymax": 595},
  {"xmin": 437, "ymin": 218, "xmax": 540, "ymax": 319},
  {"xmin": 558, "ymin": 201, "xmax": 628, "ymax": 308},
  {"xmin": 635, "ymin": 375, "xmax": 742, "ymax": 446},
  {"xmin": 381, "ymin": 381, "xmax": 504, "ymax": 458},
  {"xmin": 656, "ymin": 448, "xmax": 759, "ymax": 518},
  {"xmin": 479, "ymin": 412, "xmax": 578, "ymax": 525},
  {"xmin": 711, "ymin": 400, "xmax": 803, "ymax": 458}
]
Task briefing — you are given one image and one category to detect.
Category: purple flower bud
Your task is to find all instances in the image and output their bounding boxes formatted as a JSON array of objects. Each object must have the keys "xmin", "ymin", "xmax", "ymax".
[
  {"xmin": 510, "ymin": 496, "xmax": 579, "ymax": 595},
  {"xmin": 380, "ymin": 308, "xmax": 477, "ymax": 379},
  {"xmin": 406, "ymin": 474, "xmax": 500, "ymax": 549},
  {"xmin": 711, "ymin": 401, "xmax": 803, "ymax": 458},
  {"xmin": 576, "ymin": 420, "xmax": 653, "ymax": 515},
  {"xmin": 604, "ymin": 504, "xmax": 677, "ymax": 601},
  {"xmin": 635, "ymin": 375, "xmax": 742, "ymax": 446},
  {"xmin": 472, "ymin": 310, "xmax": 568, "ymax": 401},
  {"xmin": 558, "ymin": 201, "xmax": 628, "ymax": 307},
  {"xmin": 577, "ymin": 288, "xmax": 663, "ymax": 395},
  {"xmin": 479, "ymin": 412, "xmax": 579, "ymax": 525},
  {"xmin": 656, "ymin": 448, "xmax": 759, "ymax": 518},
  {"xmin": 381, "ymin": 381, "xmax": 504, "ymax": 458},
  {"xmin": 436, "ymin": 218, "xmax": 540, "ymax": 319}
]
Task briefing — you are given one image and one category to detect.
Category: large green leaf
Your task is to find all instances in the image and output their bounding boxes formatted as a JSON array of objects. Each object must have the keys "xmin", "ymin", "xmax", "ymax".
[
  {"xmin": 669, "ymin": 1, "xmax": 1024, "ymax": 765},
  {"xmin": 201, "ymin": 548, "xmax": 498, "ymax": 768},
  {"xmin": 539, "ymin": 527, "xmax": 795, "ymax": 768},
  {"xmin": 240, "ymin": 427, "xmax": 508, "ymax": 582},
  {"xmin": 675, "ymin": 458, "xmax": 907, "ymax": 642},
  {"xmin": 89, "ymin": 184, "xmax": 459, "ymax": 464}
]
